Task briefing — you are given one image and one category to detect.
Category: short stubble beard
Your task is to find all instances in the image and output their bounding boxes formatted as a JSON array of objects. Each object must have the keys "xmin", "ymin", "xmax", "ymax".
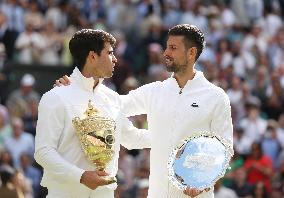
[{"xmin": 166, "ymin": 61, "xmax": 188, "ymax": 74}]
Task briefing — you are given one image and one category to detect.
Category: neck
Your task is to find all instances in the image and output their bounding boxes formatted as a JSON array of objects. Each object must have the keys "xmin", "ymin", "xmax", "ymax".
[
  {"xmin": 173, "ymin": 66, "xmax": 196, "ymax": 88},
  {"xmin": 81, "ymin": 65, "xmax": 100, "ymax": 89}
]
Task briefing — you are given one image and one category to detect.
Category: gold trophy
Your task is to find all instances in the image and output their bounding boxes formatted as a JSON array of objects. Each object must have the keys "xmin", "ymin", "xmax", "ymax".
[{"xmin": 72, "ymin": 100, "xmax": 116, "ymax": 184}]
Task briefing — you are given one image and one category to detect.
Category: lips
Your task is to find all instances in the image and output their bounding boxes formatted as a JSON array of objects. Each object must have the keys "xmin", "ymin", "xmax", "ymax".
[{"xmin": 165, "ymin": 57, "xmax": 173, "ymax": 65}]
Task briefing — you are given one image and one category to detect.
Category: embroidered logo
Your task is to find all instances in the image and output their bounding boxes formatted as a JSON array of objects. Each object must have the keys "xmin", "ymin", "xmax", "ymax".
[{"xmin": 191, "ymin": 103, "xmax": 199, "ymax": 107}]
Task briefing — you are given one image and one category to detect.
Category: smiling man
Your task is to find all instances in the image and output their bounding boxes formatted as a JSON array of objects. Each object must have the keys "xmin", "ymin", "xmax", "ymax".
[{"xmin": 34, "ymin": 29, "xmax": 151, "ymax": 198}]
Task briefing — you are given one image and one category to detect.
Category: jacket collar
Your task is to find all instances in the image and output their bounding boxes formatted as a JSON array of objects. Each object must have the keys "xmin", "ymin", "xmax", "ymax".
[
  {"xmin": 70, "ymin": 67, "xmax": 104, "ymax": 92},
  {"xmin": 167, "ymin": 70, "xmax": 205, "ymax": 93}
]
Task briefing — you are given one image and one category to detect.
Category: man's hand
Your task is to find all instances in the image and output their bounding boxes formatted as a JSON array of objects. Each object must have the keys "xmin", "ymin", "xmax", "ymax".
[
  {"xmin": 53, "ymin": 75, "xmax": 70, "ymax": 87},
  {"xmin": 183, "ymin": 187, "xmax": 210, "ymax": 197},
  {"xmin": 80, "ymin": 170, "xmax": 111, "ymax": 190}
]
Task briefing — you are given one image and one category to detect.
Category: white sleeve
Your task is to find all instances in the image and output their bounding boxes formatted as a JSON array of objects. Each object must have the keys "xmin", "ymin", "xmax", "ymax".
[
  {"xmin": 15, "ymin": 34, "xmax": 29, "ymax": 49},
  {"xmin": 210, "ymin": 91, "xmax": 234, "ymax": 156},
  {"xmin": 120, "ymin": 83, "xmax": 155, "ymax": 117},
  {"xmin": 34, "ymin": 91, "xmax": 84, "ymax": 183},
  {"xmin": 120, "ymin": 116, "xmax": 151, "ymax": 150}
]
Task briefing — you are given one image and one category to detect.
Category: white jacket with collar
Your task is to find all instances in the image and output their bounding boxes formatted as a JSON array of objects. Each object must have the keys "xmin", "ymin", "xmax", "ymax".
[
  {"xmin": 34, "ymin": 68, "xmax": 151, "ymax": 197},
  {"xmin": 121, "ymin": 71, "xmax": 233, "ymax": 198}
]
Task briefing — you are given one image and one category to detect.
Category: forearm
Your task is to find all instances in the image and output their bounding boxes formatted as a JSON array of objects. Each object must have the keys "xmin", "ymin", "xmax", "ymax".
[
  {"xmin": 120, "ymin": 83, "xmax": 155, "ymax": 117},
  {"xmin": 34, "ymin": 146, "xmax": 84, "ymax": 183},
  {"xmin": 121, "ymin": 128, "xmax": 151, "ymax": 149},
  {"xmin": 120, "ymin": 116, "xmax": 151, "ymax": 149}
]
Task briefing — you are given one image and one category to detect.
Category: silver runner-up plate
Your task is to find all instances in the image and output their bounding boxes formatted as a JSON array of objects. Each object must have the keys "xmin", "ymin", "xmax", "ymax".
[{"xmin": 168, "ymin": 133, "xmax": 232, "ymax": 191}]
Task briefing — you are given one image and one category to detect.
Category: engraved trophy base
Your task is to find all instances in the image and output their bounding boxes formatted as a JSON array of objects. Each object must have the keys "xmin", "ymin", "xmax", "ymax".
[
  {"xmin": 97, "ymin": 164, "xmax": 117, "ymax": 184},
  {"xmin": 103, "ymin": 176, "xmax": 117, "ymax": 184}
]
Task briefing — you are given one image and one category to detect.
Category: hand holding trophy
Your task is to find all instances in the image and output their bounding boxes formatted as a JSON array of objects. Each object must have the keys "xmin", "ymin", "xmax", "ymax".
[
  {"xmin": 73, "ymin": 100, "xmax": 117, "ymax": 185},
  {"xmin": 168, "ymin": 132, "xmax": 233, "ymax": 196}
]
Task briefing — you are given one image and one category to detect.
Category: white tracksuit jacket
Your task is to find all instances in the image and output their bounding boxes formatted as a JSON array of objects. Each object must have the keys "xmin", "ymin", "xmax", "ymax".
[
  {"xmin": 121, "ymin": 71, "xmax": 234, "ymax": 198},
  {"xmin": 34, "ymin": 68, "xmax": 151, "ymax": 198}
]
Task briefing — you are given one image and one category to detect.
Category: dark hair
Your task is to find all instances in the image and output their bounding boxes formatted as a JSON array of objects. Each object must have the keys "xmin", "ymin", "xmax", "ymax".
[
  {"xmin": 168, "ymin": 24, "xmax": 205, "ymax": 61},
  {"xmin": 0, "ymin": 166, "xmax": 15, "ymax": 186},
  {"xmin": 69, "ymin": 29, "xmax": 116, "ymax": 71}
]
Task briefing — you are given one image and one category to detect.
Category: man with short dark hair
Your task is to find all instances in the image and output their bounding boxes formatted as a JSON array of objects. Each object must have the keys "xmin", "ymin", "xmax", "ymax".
[
  {"xmin": 121, "ymin": 24, "xmax": 233, "ymax": 197},
  {"xmin": 34, "ymin": 29, "xmax": 150, "ymax": 198}
]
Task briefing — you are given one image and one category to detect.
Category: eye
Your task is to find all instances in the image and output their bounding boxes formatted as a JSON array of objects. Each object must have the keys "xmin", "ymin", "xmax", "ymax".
[{"xmin": 108, "ymin": 51, "xmax": 114, "ymax": 55}]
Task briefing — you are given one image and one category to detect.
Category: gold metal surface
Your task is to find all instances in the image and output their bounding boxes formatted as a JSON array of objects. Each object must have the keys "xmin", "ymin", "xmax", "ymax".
[{"xmin": 72, "ymin": 100, "xmax": 116, "ymax": 183}]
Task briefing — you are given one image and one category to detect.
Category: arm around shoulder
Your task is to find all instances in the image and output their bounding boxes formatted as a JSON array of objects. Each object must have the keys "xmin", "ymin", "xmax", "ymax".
[{"xmin": 120, "ymin": 82, "xmax": 157, "ymax": 117}]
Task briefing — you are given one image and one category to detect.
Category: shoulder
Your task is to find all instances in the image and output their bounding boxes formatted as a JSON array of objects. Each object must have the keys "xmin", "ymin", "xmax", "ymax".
[
  {"xmin": 100, "ymin": 84, "xmax": 120, "ymax": 98},
  {"xmin": 39, "ymin": 86, "xmax": 72, "ymax": 106},
  {"xmin": 100, "ymin": 85, "xmax": 121, "ymax": 106},
  {"xmin": 134, "ymin": 80, "xmax": 164, "ymax": 92},
  {"xmin": 203, "ymin": 79, "xmax": 229, "ymax": 102},
  {"xmin": 8, "ymin": 90, "xmax": 20, "ymax": 98}
]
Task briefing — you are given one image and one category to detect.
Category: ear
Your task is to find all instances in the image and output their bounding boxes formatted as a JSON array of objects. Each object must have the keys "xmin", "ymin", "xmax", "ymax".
[
  {"xmin": 88, "ymin": 51, "xmax": 98, "ymax": 62},
  {"xmin": 188, "ymin": 47, "xmax": 197, "ymax": 60}
]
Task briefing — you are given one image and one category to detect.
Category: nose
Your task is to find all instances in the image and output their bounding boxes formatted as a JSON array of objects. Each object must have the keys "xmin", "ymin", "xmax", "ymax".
[
  {"xmin": 163, "ymin": 48, "xmax": 168, "ymax": 57},
  {"xmin": 112, "ymin": 54, "xmax": 117, "ymax": 63}
]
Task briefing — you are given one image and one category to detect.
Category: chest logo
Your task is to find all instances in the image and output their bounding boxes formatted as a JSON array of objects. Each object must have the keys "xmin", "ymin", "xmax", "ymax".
[{"xmin": 191, "ymin": 103, "xmax": 199, "ymax": 107}]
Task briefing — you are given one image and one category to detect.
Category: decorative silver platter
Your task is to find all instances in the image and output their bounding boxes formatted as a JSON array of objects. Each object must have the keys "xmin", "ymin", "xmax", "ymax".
[{"xmin": 168, "ymin": 133, "xmax": 232, "ymax": 191}]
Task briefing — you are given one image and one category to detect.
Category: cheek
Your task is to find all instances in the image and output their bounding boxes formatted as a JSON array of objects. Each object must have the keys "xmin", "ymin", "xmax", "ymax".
[
  {"xmin": 104, "ymin": 56, "xmax": 112, "ymax": 63},
  {"xmin": 173, "ymin": 53, "xmax": 182, "ymax": 62}
]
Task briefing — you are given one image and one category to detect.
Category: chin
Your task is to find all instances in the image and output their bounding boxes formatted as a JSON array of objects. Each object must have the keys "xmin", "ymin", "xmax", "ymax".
[
  {"xmin": 105, "ymin": 72, "xmax": 113, "ymax": 78},
  {"xmin": 166, "ymin": 66, "xmax": 175, "ymax": 72}
]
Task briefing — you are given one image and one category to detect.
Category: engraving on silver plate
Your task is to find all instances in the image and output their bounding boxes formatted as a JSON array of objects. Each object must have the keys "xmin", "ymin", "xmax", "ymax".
[{"xmin": 167, "ymin": 132, "xmax": 232, "ymax": 191}]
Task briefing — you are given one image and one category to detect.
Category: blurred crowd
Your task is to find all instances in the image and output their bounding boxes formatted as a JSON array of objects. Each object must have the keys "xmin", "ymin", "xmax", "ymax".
[{"xmin": 0, "ymin": 0, "xmax": 284, "ymax": 197}]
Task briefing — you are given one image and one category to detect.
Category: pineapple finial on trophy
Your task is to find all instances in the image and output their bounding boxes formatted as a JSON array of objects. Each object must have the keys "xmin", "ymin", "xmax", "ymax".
[{"xmin": 84, "ymin": 100, "xmax": 98, "ymax": 117}]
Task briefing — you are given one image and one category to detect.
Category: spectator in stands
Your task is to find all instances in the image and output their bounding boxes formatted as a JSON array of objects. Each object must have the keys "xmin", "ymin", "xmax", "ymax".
[
  {"xmin": 14, "ymin": 22, "xmax": 45, "ymax": 64},
  {"xmin": 19, "ymin": 153, "xmax": 41, "ymax": 198},
  {"xmin": 214, "ymin": 179, "xmax": 238, "ymax": 198},
  {"xmin": 39, "ymin": 21, "xmax": 63, "ymax": 66},
  {"xmin": 261, "ymin": 120, "xmax": 282, "ymax": 167},
  {"xmin": 0, "ymin": 165, "xmax": 24, "ymax": 198},
  {"xmin": 239, "ymin": 103, "xmax": 267, "ymax": 143},
  {"xmin": 0, "ymin": 11, "xmax": 17, "ymax": 59},
  {"xmin": 0, "ymin": 105, "xmax": 11, "ymax": 150},
  {"xmin": 263, "ymin": 71, "xmax": 284, "ymax": 120},
  {"xmin": 0, "ymin": 150, "xmax": 13, "ymax": 167},
  {"xmin": 24, "ymin": 0, "xmax": 44, "ymax": 32},
  {"xmin": 4, "ymin": 117, "xmax": 34, "ymax": 168},
  {"xmin": 229, "ymin": 167, "xmax": 254, "ymax": 197},
  {"xmin": 233, "ymin": 125, "xmax": 253, "ymax": 156},
  {"xmin": 13, "ymin": 170, "xmax": 33, "ymax": 198},
  {"xmin": 244, "ymin": 142, "xmax": 273, "ymax": 192},
  {"xmin": 276, "ymin": 113, "xmax": 284, "ymax": 149},
  {"xmin": 6, "ymin": 73, "xmax": 40, "ymax": 118},
  {"xmin": 252, "ymin": 181, "xmax": 268, "ymax": 198}
]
